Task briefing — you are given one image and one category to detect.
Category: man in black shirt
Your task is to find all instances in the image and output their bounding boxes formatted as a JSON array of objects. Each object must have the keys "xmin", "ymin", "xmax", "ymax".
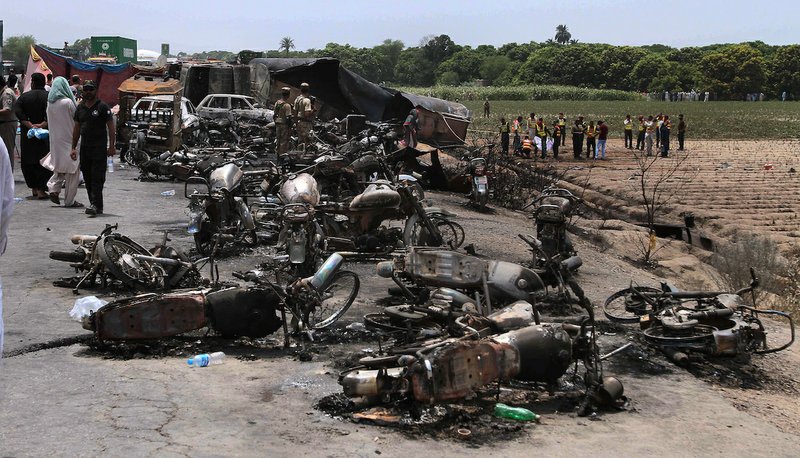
[
  {"xmin": 71, "ymin": 80, "xmax": 115, "ymax": 216},
  {"xmin": 14, "ymin": 72, "xmax": 51, "ymax": 198}
]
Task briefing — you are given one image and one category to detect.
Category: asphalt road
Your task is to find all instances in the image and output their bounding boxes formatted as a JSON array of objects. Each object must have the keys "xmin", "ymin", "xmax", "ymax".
[{"xmin": 1, "ymin": 163, "xmax": 799, "ymax": 457}]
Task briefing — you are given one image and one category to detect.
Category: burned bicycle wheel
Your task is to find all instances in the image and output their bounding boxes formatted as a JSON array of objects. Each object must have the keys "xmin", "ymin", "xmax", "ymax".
[
  {"xmin": 603, "ymin": 286, "xmax": 664, "ymax": 323},
  {"xmin": 97, "ymin": 234, "xmax": 165, "ymax": 289},
  {"xmin": 642, "ymin": 324, "xmax": 717, "ymax": 346},
  {"xmin": 404, "ymin": 215, "xmax": 464, "ymax": 249},
  {"xmin": 304, "ymin": 270, "xmax": 360, "ymax": 330}
]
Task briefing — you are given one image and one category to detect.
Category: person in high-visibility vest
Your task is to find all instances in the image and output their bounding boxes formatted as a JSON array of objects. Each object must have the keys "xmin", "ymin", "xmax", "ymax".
[
  {"xmin": 521, "ymin": 135, "xmax": 533, "ymax": 158},
  {"xmin": 636, "ymin": 115, "xmax": 646, "ymax": 150},
  {"xmin": 535, "ymin": 117, "xmax": 549, "ymax": 159},
  {"xmin": 623, "ymin": 114, "xmax": 633, "ymax": 149},
  {"xmin": 512, "ymin": 116, "xmax": 523, "ymax": 155},
  {"xmin": 571, "ymin": 118, "xmax": 584, "ymax": 159},
  {"xmin": 585, "ymin": 120, "xmax": 597, "ymax": 159},
  {"xmin": 660, "ymin": 115, "xmax": 672, "ymax": 157},
  {"xmin": 499, "ymin": 117, "xmax": 510, "ymax": 155},
  {"xmin": 558, "ymin": 112, "xmax": 567, "ymax": 146}
]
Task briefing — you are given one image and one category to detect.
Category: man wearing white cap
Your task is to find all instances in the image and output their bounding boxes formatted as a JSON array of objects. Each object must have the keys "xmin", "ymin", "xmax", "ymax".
[{"xmin": 293, "ymin": 82, "xmax": 315, "ymax": 147}]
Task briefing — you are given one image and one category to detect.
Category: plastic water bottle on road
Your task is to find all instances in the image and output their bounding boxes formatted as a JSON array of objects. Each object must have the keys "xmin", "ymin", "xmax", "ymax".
[
  {"xmin": 494, "ymin": 403, "xmax": 540, "ymax": 421},
  {"xmin": 161, "ymin": 190, "xmax": 176, "ymax": 197},
  {"xmin": 107, "ymin": 156, "xmax": 114, "ymax": 173},
  {"xmin": 187, "ymin": 352, "xmax": 225, "ymax": 367}
]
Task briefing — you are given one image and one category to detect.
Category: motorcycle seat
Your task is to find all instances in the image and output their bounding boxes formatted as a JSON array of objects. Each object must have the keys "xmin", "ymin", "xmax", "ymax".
[{"xmin": 349, "ymin": 183, "xmax": 401, "ymax": 210}]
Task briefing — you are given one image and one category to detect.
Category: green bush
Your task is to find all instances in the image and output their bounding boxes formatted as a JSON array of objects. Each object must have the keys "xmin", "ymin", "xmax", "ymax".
[{"xmin": 396, "ymin": 85, "xmax": 642, "ymax": 102}]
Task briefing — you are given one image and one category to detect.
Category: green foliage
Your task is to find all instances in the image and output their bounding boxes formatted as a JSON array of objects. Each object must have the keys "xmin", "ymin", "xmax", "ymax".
[
  {"xmin": 437, "ymin": 71, "xmax": 460, "ymax": 86},
  {"xmin": 699, "ymin": 44, "xmax": 766, "ymax": 99},
  {"xmin": 768, "ymin": 45, "xmax": 800, "ymax": 98},
  {"xmin": 398, "ymin": 85, "xmax": 641, "ymax": 102},
  {"xmin": 3, "ymin": 35, "xmax": 36, "ymax": 67},
  {"xmin": 480, "ymin": 56, "xmax": 511, "ymax": 82},
  {"xmin": 455, "ymin": 100, "xmax": 800, "ymax": 139}
]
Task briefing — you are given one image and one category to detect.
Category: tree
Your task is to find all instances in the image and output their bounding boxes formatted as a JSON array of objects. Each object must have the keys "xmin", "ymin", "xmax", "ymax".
[
  {"xmin": 3, "ymin": 35, "xmax": 36, "ymax": 67},
  {"xmin": 422, "ymin": 34, "xmax": 459, "ymax": 64},
  {"xmin": 629, "ymin": 149, "xmax": 695, "ymax": 262},
  {"xmin": 479, "ymin": 55, "xmax": 511, "ymax": 83},
  {"xmin": 555, "ymin": 25, "xmax": 571, "ymax": 45},
  {"xmin": 597, "ymin": 46, "xmax": 648, "ymax": 90},
  {"xmin": 629, "ymin": 54, "xmax": 667, "ymax": 92},
  {"xmin": 373, "ymin": 39, "xmax": 404, "ymax": 83},
  {"xmin": 279, "ymin": 37, "xmax": 295, "ymax": 56},
  {"xmin": 394, "ymin": 47, "xmax": 435, "ymax": 86},
  {"xmin": 70, "ymin": 37, "xmax": 92, "ymax": 61},
  {"xmin": 699, "ymin": 44, "xmax": 765, "ymax": 99},
  {"xmin": 768, "ymin": 45, "xmax": 800, "ymax": 98}
]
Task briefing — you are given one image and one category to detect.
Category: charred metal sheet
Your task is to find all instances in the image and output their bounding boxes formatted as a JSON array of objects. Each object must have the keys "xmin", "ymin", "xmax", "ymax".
[
  {"xmin": 411, "ymin": 341, "xmax": 519, "ymax": 404},
  {"xmin": 405, "ymin": 248, "xmax": 487, "ymax": 288},
  {"xmin": 93, "ymin": 293, "xmax": 207, "ymax": 341}
]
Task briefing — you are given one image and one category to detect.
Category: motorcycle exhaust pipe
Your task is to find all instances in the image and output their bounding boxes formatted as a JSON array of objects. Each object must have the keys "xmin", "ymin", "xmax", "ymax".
[
  {"xmin": 306, "ymin": 252, "xmax": 344, "ymax": 291},
  {"xmin": 561, "ymin": 255, "xmax": 583, "ymax": 272}
]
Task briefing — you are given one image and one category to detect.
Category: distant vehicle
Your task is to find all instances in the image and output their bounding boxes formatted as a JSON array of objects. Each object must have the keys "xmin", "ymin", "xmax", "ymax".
[
  {"xmin": 130, "ymin": 95, "xmax": 200, "ymax": 130},
  {"xmin": 87, "ymin": 56, "xmax": 117, "ymax": 65},
  {"xmin": 196, "ymin": 94, "xmax": 274, "ymax": 123}
]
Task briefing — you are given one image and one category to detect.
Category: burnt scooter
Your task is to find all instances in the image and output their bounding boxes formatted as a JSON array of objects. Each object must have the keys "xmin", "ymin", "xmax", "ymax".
[
  {"xmin": 82, "ymin": 253, "xmax": 359, "ymax": 343},
  {"xmin": 276, "ymin": 172, "xmax": 325, "ymax": 277},
  {"xmin": 603, "ymin": 269, "xmax": 795, "ymax": 365},
  {"xmin": 186, "ymin": 161, "xmax": 261, "ymax": 255},
  {"xmin": 466, "ymin": 156, "xmax": 490, "ymax": 210}
]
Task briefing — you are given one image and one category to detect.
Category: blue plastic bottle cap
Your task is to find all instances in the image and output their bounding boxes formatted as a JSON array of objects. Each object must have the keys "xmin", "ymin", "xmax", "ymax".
[{"xmin": 187, "ymin": 359, "xmax": 193, "ymax": 365}]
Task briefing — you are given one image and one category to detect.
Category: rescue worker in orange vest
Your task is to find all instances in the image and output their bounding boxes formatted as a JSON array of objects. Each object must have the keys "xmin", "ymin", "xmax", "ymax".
[
  {"xmin": 551, "ymin": 120, "xmax": 561, "ymax": 160},
  {"xmin": 585, "ymin": 120, "xmax": 596, "ymax": 159},
  {"xmin": 535, "ymin": 117, "xmax": 549, "ymax": 159},
  {"xmin": 521, "ymin": 135, "xmax": 533, "ymax": 158},
  {"xmin": 558, "ymin": 113, "xmax": 567, "ymax": 146},
  {"xmin": 636, "ymin": 115, "xmax": 646, "ymax": 150},
  {"xmin": 623, "ymin": 114, "xmax": 633, "ymax": 149}
]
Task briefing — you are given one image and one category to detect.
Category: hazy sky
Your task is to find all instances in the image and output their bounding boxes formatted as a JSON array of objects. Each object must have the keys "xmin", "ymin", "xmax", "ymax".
[{"xmin": 3, "ymin": 0, "xmax": 798, "ymax": 54}]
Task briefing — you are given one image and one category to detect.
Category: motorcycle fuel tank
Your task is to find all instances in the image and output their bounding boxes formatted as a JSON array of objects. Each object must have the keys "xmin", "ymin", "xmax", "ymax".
[
  {"xmin": 209, "ymin": 163, "xmax": 244, "ymax": 192},
  {"xmin": 280, "ymin": 173, "xmax": 320, "ymax": 206}
]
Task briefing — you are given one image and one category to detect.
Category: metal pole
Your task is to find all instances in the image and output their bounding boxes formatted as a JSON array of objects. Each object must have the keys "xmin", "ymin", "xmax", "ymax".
[{"xmin": 0, "ymin": 20, "xmax": 4, "ymax": 67}]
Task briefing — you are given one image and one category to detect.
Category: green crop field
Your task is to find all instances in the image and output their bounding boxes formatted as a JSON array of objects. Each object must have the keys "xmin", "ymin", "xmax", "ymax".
[{"xmin": 460, "ymin": 100, "xmax": 800, "ymax": 139}]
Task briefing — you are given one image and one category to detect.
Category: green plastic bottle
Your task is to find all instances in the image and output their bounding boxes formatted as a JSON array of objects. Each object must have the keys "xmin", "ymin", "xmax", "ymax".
[{"xmin": 494, "ymin": 403, "xmax": 540, "ymax": 422}]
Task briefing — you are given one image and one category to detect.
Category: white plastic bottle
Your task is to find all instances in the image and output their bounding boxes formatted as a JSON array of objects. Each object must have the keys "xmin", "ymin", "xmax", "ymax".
[
  {"xmin": 187, "ymin": 351, "xmax": 225, "ymax": 367},
  {"xmin": 107, "ymin": 156, "xmax": 114, "ymax": 173}
]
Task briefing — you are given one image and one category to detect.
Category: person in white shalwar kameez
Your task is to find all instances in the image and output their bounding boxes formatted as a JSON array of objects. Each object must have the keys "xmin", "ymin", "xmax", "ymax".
[
  {"xmin": 44, "ymin": 77, "xmax": 82, "ymax": 207},
  {"xmin": 0, "ymin": 140, "xmax": 15, "ymax": 357}
]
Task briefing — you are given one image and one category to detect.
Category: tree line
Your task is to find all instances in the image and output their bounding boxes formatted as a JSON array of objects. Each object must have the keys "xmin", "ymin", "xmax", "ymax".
[{"xmin": 5, "ymin": 33, "xmax": 799, "ymax": 100}]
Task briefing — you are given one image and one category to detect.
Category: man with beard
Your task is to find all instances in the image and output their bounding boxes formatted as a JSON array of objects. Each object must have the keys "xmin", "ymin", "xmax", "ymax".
[
  {"xmin": 14, "ymin": 73, "xmax": 50, "ymax": 199},
  {"xmin": 71, "ymin": 80, "xmax": 115, "ymax": 216}
]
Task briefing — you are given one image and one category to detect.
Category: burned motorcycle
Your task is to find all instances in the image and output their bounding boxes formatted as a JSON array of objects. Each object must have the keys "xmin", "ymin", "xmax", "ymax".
[
  {"xmin": 341, "ymin": 287, "xmax": 624, "ymax": 416},
  {"xmin": 49, "ymin": 224, "xmax": 198, "ymax": 294},
  {"xmin": 186, "ymin": 162, "xmax": 259, "ymax": 255},
  {"xmin": 81, "ymin": 253, "xmax": 358, "ymax": 342},
  {"xmin": 465, "ymin": 156, "xmax": 490, "ymax": 210},
  {"xmin": 603, "ymin": 269, "xmax": 795, "ymax": 364}
]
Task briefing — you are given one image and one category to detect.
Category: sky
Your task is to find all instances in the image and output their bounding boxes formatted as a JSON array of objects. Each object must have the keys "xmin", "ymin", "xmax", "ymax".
[{"xmin": 2, "ymin": 0, "xmax": 798, "ymax": 55}]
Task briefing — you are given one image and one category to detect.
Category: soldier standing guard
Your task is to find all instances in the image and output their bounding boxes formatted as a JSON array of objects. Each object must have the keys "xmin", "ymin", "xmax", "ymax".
[
  {"xmin": 293, "ymin": 82, "xmax": 315, "ymax": 147},
  {"xmin": 274, "ymin": 87, "xmax": 293, "ymax": 156}
]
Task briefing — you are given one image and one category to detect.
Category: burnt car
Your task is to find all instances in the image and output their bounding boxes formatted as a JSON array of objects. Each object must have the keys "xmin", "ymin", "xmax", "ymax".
[{"xmin": 196, "ymin": 94, "xmax": 274, "ymax": 123}]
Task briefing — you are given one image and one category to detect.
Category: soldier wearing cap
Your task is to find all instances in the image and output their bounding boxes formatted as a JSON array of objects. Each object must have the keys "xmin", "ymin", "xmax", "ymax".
[
  {"xmin": 293, "ymin": 82, "xmax": 315, "ymax": 147},
  {"xmin": 274, "ymin": 87, "xmax": 293, "ymax": 156}
]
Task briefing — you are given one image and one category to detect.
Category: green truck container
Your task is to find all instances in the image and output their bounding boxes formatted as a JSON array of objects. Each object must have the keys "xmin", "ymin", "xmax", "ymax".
[{"xmin": 91, "ymin": 36, "xmax": 138, "ymax": 64}]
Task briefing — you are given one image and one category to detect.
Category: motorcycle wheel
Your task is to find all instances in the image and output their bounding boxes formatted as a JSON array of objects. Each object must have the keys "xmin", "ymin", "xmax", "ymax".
[
  {"xmin": 409, "ymin": 182, "xmax": 425, "ymax": 201},
  {"xmin": 602, "ymin": 286, "xmax": 664, "ymax": 323},
  {"xmin": 642, "ymin": 324, "xmax": 716, "ymax": 346},
  {"xmin": 193, "ymin": 220, "xmax": 217, "ymax": 256},
  {"xmin": 123, "ymin": 148, "xmax": 150, "ymax": 166},
  {"xmin": 363, "ymin": 312, "xmax": 407, "ymax": 333},
  {"xmin": 304, "ymin": 270, "xmax": 360, "ymax": 330},
  {"xmin": 403, "ymin": 214, "xmax": 463, "ymax": 249},
  {"xmin": 96, "ymin": 234, "xmax": 165, "ymax": 289},
  {"xmin": 477, "ymin": 192, "xmax": 489, "ymax": 211}
]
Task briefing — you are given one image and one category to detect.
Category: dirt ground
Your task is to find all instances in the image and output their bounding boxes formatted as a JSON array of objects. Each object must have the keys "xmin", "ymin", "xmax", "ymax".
[{"xmin": 1, "ymin": 152, "xmax": 800, "ymax": 456}]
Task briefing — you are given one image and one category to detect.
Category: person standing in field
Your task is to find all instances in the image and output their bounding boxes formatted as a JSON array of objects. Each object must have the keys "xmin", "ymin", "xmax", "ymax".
[
  {"xmin": 526, "ymin": 112, "xmax": 536, "ymax": 150},
  {"xmin": 483, "ymin": 99, "xmax": 490, "ymax": 118},
  {"xmin": 623, "ymin": 114, "xmax": 633, "ymax": 149},
  {"xmin": 677, "ymin": 114, "xmax": 686, "ymax": 150},
  {"xmin": 572, "ymin": 119, "xmax": 584, "ymax": 159},
  {"xmin": 512, "ymin": 116, "xmax": 522, "ymax": 155},
  {"xmin": 551, "ymin": 120, "xmax": 561, "ymax": 160},
  {"xmin": 521, "ymin": 135, "xmax": 532, "ymax": 158},
  {"xmin": 655, "ymin": 113, "xmax": 663, "ymax": 149},
  {"xmin": 585, "ymin": 120, "xmax": 596, "ymax": 159},
  {"xmin": 597, "ymin": 120, "xmax": 608, "ymax": 160},
  {"xmin": 644, "ymin": 115, "xmax": 655, "ymax": 156},
  {"xmin": 499, "ymin": 117, "xmax": 510, "ymax": 155},
  {"xmin": 403, "ymin": 108, "xmax": 419, "ymax": 149},
  {"xmin": 558, "ymin": 113, "xmax": 567, "ymax": 146},
  {"xmin": 636, "ymin": 115, "xmax": 646, "ymax": 150},
  {"xmin": 660, "ymin": 115, "xmax": 671, "ymax": 157},
  {"xmin": 535, "ymin": 117, "xmax": 548, "ymax": 159}
]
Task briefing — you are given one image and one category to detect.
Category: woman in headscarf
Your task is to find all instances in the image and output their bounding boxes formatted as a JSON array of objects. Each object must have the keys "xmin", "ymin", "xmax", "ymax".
[{"xmin": 44, "ymin": 76, "xmax": 82, "ymax": 207}]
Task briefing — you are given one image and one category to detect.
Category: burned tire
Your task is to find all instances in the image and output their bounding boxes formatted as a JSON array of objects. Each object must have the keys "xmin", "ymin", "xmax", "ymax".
[
  {"xmin": 602, "ymin": 286, "xmax": 663, "ymax": 323},
  {"xmin": 96, "ymin": 234, "xmax": 165, "ymax": 289},
  {"xmin": 193, "ymin": 220, "xmax": 217, "ymax": 256},
  {"xmin": 304, "ymin": 270, "xmax": 359, "ymax": 330}
]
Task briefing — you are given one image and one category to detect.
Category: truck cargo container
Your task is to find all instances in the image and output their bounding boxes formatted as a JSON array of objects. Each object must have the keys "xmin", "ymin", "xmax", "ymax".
[{"xmin": 91, "ymin": 36, "xmax": 137, "ymax": 64}]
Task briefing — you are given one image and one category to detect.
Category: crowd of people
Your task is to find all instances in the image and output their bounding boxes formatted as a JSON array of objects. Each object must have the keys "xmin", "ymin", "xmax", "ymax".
[
  {"xmin": 497, "ymin": 112, "xmax": 686, "ymax": 160},
  {"xmin": 0, "ymin": 72, "xmax": 115, "ymax": 216}
]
